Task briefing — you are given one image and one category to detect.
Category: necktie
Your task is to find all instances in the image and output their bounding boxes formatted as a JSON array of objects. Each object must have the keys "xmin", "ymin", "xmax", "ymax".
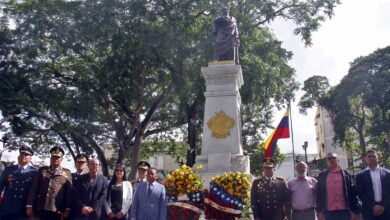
[
  {"xmin": 19, "ymin": 167, "xmax": 24, "ymax": 174},
  {"xmin": 266, "ymin": 177, "xmax": 271, "ymax": 186},
  {"xmin": 148, "ymin": 183, "xmax": 153, "ymax": 197}
]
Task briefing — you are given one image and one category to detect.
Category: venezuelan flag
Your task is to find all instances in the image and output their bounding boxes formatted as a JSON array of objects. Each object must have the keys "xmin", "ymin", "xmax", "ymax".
[{"xmin": 263, "ymin": 109, "xmax": 290, "ymax": 158}]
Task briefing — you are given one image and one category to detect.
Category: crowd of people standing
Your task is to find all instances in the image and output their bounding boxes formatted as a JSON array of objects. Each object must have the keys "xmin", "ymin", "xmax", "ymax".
[
  {"xmin": 0, "ymin": 146, "xmax": 166, "ymax": 220},
  {"xmin": 251, "ymin": 151, "xmax": 390, "ymax": 220},
  {"xmin": 0, "ymin": 145, "xmax": 390, "ymax": 220}
]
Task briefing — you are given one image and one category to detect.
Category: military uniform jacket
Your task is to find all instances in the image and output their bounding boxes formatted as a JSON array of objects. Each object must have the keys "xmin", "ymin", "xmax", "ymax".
[
  {"xmin": 251, "ymin": 176, "xmax": 291, "ymax": 220},
  {"xmin": 0, "ymin": 164, "xmax": 38, "ymax": 216},
  {"xmin": 131, "ymin": 178, "xmax": 146, "ymax": 193},
  {"xmin": 27, "ymin": 166, "xmax": 73, "ymax": 213},
  {"xmin": 71, "ymin": 172, "xmax": 86, "ymax": 212}
]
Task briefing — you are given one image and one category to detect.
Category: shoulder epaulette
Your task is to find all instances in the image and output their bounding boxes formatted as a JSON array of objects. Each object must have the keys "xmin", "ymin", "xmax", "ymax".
[
  {"xmin": 39, "ymin": 166, "xmax": 49, "ymax": 170},
  {"xmin": 252, "ymin": 177, "xmax": 261, "ymax": 182},
  {"xmin": 275, "ymin": 176, "xmax": 286, "ymax": 182},
  {"xmin": 62, "ymin": 167, "xmax": 71, "ymax": 172}
]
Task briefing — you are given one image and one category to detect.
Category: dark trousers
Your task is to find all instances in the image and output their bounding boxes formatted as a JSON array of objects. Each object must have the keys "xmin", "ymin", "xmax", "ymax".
[
  {"xmin": 36, "ymin": 210, "xmax": 63, "ymax": 220},
  {"xmin": 0, "ymin": 213, "xmax": 29, "ymax": 220},
  {"xmin": 324, "ymin": 209, "xmax": 351, "ymax": 220},
  {"xmin": 75, "ymin": 217, "xmax": 102, "ymax": 220},
  {"xmin": 362, "ymin": 211, "xmax": 390, "ymax": 220},
  {"xmin": 292, "ymin": 208, "xmax": 316, "ymax": 220}
]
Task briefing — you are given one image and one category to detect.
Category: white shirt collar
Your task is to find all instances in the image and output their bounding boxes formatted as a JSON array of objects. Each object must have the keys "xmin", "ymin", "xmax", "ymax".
[
  {"xmin": 18, "ymin": 164, "xmax": 29, "ymax": 169},
  {"xmin": 367, "ymin": 165, "xmax": 380, "ymax": 171}
]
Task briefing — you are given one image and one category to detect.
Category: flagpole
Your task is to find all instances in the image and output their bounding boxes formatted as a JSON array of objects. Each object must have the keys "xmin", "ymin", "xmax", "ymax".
[{"xmin": 289, "ymin": 102, "xmax": 296, "ymax": 176}]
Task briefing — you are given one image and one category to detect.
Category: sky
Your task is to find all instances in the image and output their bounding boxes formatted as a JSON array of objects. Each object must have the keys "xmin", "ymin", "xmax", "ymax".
[{"xmin": 267, "ymin": 0, "xmax": 390, "ymax": 155}]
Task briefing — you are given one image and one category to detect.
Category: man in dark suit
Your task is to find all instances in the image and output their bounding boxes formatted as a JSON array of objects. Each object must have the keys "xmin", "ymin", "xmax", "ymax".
[
  {"xmin": 0, "ymin": 146, "xmax": 38, "ymax": 220},
  {"xmin": 130, "ymin": 167, "xmax": 167, "ymax": 220},
  {"xmin": 250, "ymin": 158, "xmax": 291, "ymax": 220},
  {"xmin": 75, "ymin": 158, "xmax": 108, "ymax": 220},
  {"xmin": 26, "ymin": 146, "xmax": 73, "ymax": 220},
  {"xmin": 356, "ymin": 150, "xmax": 390, "ymax": 220}
]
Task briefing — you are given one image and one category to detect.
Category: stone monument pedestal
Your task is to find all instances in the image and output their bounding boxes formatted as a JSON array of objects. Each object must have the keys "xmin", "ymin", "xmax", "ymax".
[{"xmin": 196, "ymin": 61, "xmax": 250, "ymax": 187}]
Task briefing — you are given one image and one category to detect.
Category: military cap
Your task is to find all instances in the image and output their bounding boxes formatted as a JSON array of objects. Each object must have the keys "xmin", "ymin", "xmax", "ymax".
[
  {"xmin": 50, "ymin": 146, "xmax": 65, "ymax": 157},
  {"xmin": 75, "ymin": 154, "xmax": 88, "ymax": 163},
  {"xmin": 19, "ymin": 145, "xmax": 34, "ymax": 156},
  {"xmin": 262, "ymin": 158, "xmax": 276, "ymax": 168},
  {"xmin": 137, "ymin": 160, "xmax": 151, "ymax": 170}
]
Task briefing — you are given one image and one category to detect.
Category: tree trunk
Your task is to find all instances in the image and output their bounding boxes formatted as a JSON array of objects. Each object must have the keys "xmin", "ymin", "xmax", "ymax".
[
  {"xmin": 357, "ymin": 129, "xmax": 366, "ymax": 163},
  {"xmin": 116, "ymin": 147, "xmax": 126, "ymax": 166},
  {"xmin": 129, "ymin": 135, "xmax": 143, "ymax": 180},
  {"xmin": 70, "ymin": 131, "xmax": 110, "ymax": 177},
  {"xmin": 86, "ymin": 136, "xmax": 109, "ymax": 177},
  {"xmin": 186, "ymin": 101, "xmax": 197, "ymax": 167},
  {"xmin": 57, "ymin": 132, "xmax": 76, "ymax": 160}
]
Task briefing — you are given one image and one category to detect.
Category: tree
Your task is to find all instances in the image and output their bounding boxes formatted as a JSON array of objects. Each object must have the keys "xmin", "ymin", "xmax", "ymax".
[
  {"xmin": 320, "ymin": 46, "xmax": 390, "ymax": 163},
  {"xmin": 0, "ymin": 0, "xmax": 341, "ymax": 178},
  {"xmin": 298, "ymin": 75, "xmax": 330, "ymax": 114},
  {"xmin": 250, "ymin": 144, "xmax": 285, "ymax": 177}
]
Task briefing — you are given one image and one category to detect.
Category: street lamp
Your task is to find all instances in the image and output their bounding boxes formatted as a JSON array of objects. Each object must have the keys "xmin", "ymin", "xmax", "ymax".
[{"xmin": 302, "ymin": 141, "xmax": 308, "ymax": 163}]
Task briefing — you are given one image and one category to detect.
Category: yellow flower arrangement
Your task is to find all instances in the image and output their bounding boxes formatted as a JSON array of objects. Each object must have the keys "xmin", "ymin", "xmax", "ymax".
[
  {"xmin": 210, "ymin": 172, "xmax": 251, "ymax": 205},
  {"xmin": 164, "ymin": 164, "xmax": 203, "ymax": 197}
]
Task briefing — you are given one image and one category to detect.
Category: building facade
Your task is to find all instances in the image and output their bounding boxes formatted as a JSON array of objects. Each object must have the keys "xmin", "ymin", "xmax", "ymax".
[{"xmin": 314, "ymin": 106, "xmax": 349, "ymax": 169}]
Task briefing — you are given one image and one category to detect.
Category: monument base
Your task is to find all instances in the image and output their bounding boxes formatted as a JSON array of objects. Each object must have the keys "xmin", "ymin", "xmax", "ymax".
[{"xmin": 195, "ymin": 153, "xmax": 251, "ymax": 188}]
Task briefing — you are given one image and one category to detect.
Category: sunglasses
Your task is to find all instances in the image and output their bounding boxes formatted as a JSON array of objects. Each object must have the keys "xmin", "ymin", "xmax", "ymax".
[
  {"xmin": 327, "ymin": 157, "xmax": 337, "ymax": 161},
  {"xmin": 115, "ymin": 169, "xmax": 124, "ymax": 172}
]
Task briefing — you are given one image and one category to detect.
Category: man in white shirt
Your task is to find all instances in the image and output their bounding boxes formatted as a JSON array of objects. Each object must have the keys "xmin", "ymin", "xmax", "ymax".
[{"xmin": 356, "ymin": 150, "xmax": 390, "ymax": 220}]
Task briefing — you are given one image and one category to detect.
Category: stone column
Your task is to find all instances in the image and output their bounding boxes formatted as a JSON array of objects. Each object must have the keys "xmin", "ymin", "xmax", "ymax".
[{"xmin": 196, "ymin": 61, "xmax": 250, "ymax": 186}]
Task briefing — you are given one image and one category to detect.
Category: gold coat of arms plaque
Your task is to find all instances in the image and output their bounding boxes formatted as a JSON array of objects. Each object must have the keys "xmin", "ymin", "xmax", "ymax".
[{"xmin": 207, "ymin": 111, "xmax": 235, "ymax": 138}]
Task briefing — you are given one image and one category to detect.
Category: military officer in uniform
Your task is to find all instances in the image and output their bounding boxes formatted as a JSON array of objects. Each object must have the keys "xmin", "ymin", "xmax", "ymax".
[
  {"xmin": 251, "ymin": 158, "xmax": 291, "ymax": 220},
  {"xmin": 70, "ymin": 154, "xmax": 89, "ymax": 220},
  {"xmin": 26, "ymin": 146, "xmax": 73, "ymax": 220},
  {"xmin": 0, "ymin": 146, "xmax": 38, "ymax": 220},
  {"xmin": 131, "ymin": 160, "xmax": 150, "ymax": 191},
  {"xmin": 72, "ymin": 154, "xmax": 88, "ymax": 186}
]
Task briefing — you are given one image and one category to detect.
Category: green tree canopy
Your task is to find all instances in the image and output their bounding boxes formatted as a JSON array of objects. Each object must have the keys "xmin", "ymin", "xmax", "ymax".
[
  {"xmin": 320, "ymin": 46, "xmax": 390, "ymax": 164},
  {"xmin": 0, "ymin": 0, "xmax": 341, "ymax": 177},
  {"xmin": 298, "ymin": 75, "xmax": 330, "ymax": 114}
]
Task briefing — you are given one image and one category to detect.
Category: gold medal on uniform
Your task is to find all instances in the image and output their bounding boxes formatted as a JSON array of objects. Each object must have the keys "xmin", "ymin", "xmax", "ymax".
[{"xmin": 7, "ymin": 174, "xmax": 14, "ymax": 187}]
